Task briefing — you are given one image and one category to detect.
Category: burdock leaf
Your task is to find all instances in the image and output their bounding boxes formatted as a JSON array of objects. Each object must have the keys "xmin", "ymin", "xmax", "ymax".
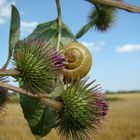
[
  {"xmin": 20, "ymin": 95, "xmax": 56, "ymax": 139},
  {"xmin": 9, "ymin": 5, "xmax": 20, "ymax": 51},
  {"xmin": 2, "ymin": 5, "xmax": 20, "ymax": 69},
  {"xmin": 26, "ymin": 19, "xmax": 76, "ymax": 49},
  {"xmin": 49, "ymin": 79, "xmax": 64, "ymax": 98}
]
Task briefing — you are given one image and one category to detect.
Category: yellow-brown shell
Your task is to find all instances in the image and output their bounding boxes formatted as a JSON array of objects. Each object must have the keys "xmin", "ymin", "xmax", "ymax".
[{"xmin": 62, "ymin": 42, "xmax": 92, "ymax": 81}]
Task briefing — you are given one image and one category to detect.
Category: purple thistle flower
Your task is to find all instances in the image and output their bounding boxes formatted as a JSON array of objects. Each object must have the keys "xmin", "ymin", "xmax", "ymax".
[
  {"xmin": 15, "ymin": 40, "xmax": 66, "ymax": 70},
  {"xmin": 46, "ymin": 48, "xmax": 66, "ymax": 70},
  {"xmin": 95, "ymin": 97, "xmax": 108, "ymax": 118},
  {"xmin": 13, "ymin": 40, "xmax": 66, "ymax": 93}
]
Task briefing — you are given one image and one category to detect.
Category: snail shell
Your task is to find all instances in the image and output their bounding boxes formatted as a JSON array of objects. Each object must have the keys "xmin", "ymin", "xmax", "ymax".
[{"xmin": 63, "ymin": 42, "xmax": 92, "ymax": 81}]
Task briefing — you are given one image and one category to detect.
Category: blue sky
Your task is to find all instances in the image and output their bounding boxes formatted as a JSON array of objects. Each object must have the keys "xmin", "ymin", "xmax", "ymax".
[{"xmin": 0, "ymin": 0, "xmax": 140, "ymax": 91}]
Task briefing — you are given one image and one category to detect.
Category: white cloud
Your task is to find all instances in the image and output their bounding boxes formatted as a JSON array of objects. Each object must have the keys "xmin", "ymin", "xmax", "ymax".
[
  {"xmin": 0, "ymin": 0, "xmax": 11, "ymax": 25},
  {"xmin": 0, "ymin": 18, "xmax": 6, "ymax": 24},
  {"xmin": 0, "ymin": 0, "xmax": 16, "ymax": 25},
  {"xmin": 116, "ymin": 44, "xmax": 140, "ymax": 53},
  {"xmin": 21, "ymin": 21, "xmax": 38, "ymax": 29},
  {"xmin": 20, "ymin": 21, "xmax": 38, "ymax": 38},
  {"xmin": 20, "ymin": 11, "xmax": 25, "ymax": 16},
  {"xmin": 81, "ymin": 41, "xmax": 106, "ymax": 53}
]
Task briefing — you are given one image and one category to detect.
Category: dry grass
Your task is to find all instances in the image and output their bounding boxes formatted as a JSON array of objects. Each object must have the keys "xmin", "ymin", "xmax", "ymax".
[{"xmin": 0, "ymin": 93, "xmax": 140, "ymax": 140}]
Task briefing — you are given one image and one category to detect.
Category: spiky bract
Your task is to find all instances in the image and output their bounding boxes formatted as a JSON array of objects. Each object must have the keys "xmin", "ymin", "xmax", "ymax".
[
  {"xmin": 85, "ymin": 0, "xmax": 123, "ymax": 31},
  {"xmin": 13, "ymin": 40, "xmax": 65, "ymax": 94},
  {"xmin": 89, "ymin": 5, "xmax": 115, "ymax": 31},
  {"xmin": 56, "ymin": 78, "xmax": 108, "ymax": 140},
  {"xmin": 0, "ymin": 77, "xmax": 8, "ymax": 112}
]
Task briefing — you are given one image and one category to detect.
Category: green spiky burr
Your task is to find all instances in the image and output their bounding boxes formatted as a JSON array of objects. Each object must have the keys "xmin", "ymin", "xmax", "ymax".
[
  {"xmin": 89, "ymin": 5, "xmax": 115, "ymax": 31},
  {"xmin": 56, "ymin": 78, "xmax": 108, "ymax": 140},
  {"xmin": 86, "ymin": 0, "xmax": 123, "ymax": 32},
  {"xmin": 13, "ymin": 40, "xmax": 65, "ymax": 94}
]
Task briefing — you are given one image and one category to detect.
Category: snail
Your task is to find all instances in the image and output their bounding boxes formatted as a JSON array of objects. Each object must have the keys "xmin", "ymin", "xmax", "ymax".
[{"xmin": 62, "ymin": 42, "xmax": 92, "ymax": 81}]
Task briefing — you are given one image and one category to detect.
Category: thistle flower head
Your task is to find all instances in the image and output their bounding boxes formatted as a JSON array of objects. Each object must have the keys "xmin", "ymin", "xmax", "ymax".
[
  {"xmin": 56, "ymin": 78, "xmax": 108, "ymax": 140},
  {"xmin": 0, "ymin": 77, "xmax": 8, "ymax": 112},
  {"xmin": 89, "ymin": 5, "xmax": 115, "ymax": 31},
  {"xmin": 13, "ymin": 40, "xmax": 65, "ymax": 94},
  {"xmin": 86, "ymin": 0, "xmax": 123, "ymax": 31}
]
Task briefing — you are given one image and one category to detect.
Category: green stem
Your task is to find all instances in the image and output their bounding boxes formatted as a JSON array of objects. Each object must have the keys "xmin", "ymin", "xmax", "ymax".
[
  {"xmin": 0, "ymin": 69, "xmax": 20, "ymax": 77},
  {"xmin": 86, "ymin": 0, "xmax": 140, "ymax": 13},
  {"xmin": 0, "ymin": 81, "xmax": 63, "ymax": 110},
  {"xmin": 75, "ymin": 17, "xmax": 97, "ymax": 39},
  {"xmin": 56, "ymin": 0, "xmax": 62, "ymax": 51},
  {"xmin": 1, "ymin": 54, "xmax": 11, "ymax": 70}
]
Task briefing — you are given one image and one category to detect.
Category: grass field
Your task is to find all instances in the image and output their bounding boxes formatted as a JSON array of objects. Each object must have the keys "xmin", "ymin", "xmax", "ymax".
[{"xmin": 0, "ymin": 93, "xmax": 140, "ymax": 140}]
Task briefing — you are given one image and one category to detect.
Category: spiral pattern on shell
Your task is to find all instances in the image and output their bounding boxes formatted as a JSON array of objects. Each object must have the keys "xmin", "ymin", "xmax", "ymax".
[{"xmin": 63, "ymin": 42, "xmax": 92, "ymax": 81}]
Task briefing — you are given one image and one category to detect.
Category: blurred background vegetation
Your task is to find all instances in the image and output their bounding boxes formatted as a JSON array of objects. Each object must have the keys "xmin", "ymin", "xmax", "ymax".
[{"xmin": 0, "ymin": 92, "xmax": 140, "ymax": 140}]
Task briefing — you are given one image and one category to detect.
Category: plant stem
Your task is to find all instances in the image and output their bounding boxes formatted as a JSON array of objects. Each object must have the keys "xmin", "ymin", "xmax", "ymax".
[
  {"xmin": 1, "ymin": 55, "xmax": 11, "ymax": 70},
  {"xmin": 41, "ymin": 98, "xmax": 62, "ymax": 111},
  {"xmin": 87, "ymin": 0, "xmax": 140, "ymax": 14},
  {"xmin": 56, "ymin": 0, "xmax": 62, "ymax": 51},
  {"xmin": 0, "ymin": 69, "xmax": 20, "ymax": 77},
  {"xmin": 75, "ymin": 17, "xmax": 97, "ymax": 39},
  {"xmin": 0, "ymin": 81, "xmax": 63, "ymax": 110}
]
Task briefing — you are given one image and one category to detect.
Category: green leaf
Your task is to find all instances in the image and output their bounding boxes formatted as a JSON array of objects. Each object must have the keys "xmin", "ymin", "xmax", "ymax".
[
  {"xmin": 49, "ymin": 78, "xmax": 64, "ymax": 98},
  {"xmin": 2, "ymin": 5, "xmax": 20, "ymax": 69},
  {"xmin": 20, "ymin": 95, "xmax": 56, "ymax": 139},
  {"xmin": 26, "ymin": 20, "xmax": 76, "ymax": 49},
  {"xmin": 9, "ymin": 5, "xmax": 20, "ymax": 52}
]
